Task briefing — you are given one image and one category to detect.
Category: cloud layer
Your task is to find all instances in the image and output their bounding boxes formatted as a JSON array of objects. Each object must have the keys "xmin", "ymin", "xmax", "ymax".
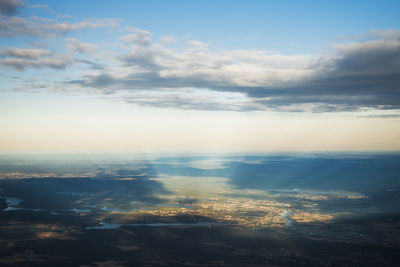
[
  {"xmin": 1, "ymin": 1, "xmax": 400, "ymax": 112},
  {"xmin": 68, "ymin": 28, "xmax": 400, "ymax": 112}
]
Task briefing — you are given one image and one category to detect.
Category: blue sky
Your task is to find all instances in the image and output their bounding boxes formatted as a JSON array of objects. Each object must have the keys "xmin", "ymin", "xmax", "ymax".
[
  {"xmin": 1, "ymin": 0, "xmax": 400, "ymax": 152},
  {"xmin": 27, "ymin": 0, "xmax": 400, "ymax": 53}
]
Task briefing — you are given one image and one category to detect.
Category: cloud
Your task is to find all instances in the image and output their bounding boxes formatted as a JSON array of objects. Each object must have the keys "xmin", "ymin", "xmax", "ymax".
[
  {"xmin": 67, "ymin": 28, "xmax": 400, "ymax": 112},
  {"xmin": 369, "ymin": 28, "xmax": 400, "ymax": 40},
  {"xmin": 2, "ymin": 4, "xmax": 400, "ymax": 114},
  {"xmin": 186, "ymin": 40, "xmax": 208, "ymax": 49},
  {"xmin": 66, "ymin": 38, "xmax": 97, "ymax": 54},
  {"xmin": 0, "ymin": 0, "xmax": 23, "ymax": 16},
  {"xmin": 70, "ymin": 73, "xmax": 116, "ymax": 88},
  {"xmin": 119, "ymin": 49, "xmax": 160, "ymax": 70},
  {"xmin": 159, "ymin": 35, "xmax": 176, "ymax": 45},
  {"xmin": 118, "ymin": 88, "xmax": 259, "ymax": 111},
  {"xmin": 0, "ymin": 47, "xmax": 50, "ymax": 59},
  {"xmin": 0, "ymin": 47, "xmax": 71, "ymax": 70},
  {"xmin": 333, "ymin": 39, "xmax": 400, "ymax": 75},
  {"xmin": 119, "ymin": 29, "xmax": 168, "ymax": 70},
  {"xmin": 0, "ymin": 56, "xmax": 71, "ymax": 70},
  {"xmin": 0, "ymin": 16, "xmax": 118, "ymax": 38},
  {"xmin": 122, "ymin": 28, "xmax": 152, "ymax": 46},
  {"xmin": 74, "ymin": 58, "xmax": 104, "ymax": 70},
  {"xmin": 0, "ymin": 46, "xmax": 105, "ymax": 71}
]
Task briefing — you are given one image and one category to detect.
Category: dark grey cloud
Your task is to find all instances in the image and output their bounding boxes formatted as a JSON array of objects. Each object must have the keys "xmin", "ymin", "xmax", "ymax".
[
  {"xmin": 125, "ymin": 96, "xmax": 254, "ymax": 111},
  {"xmin": 0, "ymin": 0, "xmax": 23, "ymax": 15},
  {"xmin": 70, "ymin": 73, "xmax": 116, "ymax": 88},
  {"xmin": 246, "ymin": 73, "xmax": 400, "ymax": 112},
  {"xmin": 333, "ymin": 40, "xmax": 400, "ymax": 76},
  {"xmin": 68, "ymin": 71, "xmax": 235, "ymax": 94},
  {"xmin": 69, "ymin": 70, "xmax": 400, "ymax": 112},
  {"xmin": 119, "ymin": 49, "xmax": 160, "ymax": 70},
  {"xmin": 120, "ymin": 88, "xmax": 259, "ymax": 112},
  {"xmin": 75, "ymin": 58, "xmax": 104, "ymax": 70}
]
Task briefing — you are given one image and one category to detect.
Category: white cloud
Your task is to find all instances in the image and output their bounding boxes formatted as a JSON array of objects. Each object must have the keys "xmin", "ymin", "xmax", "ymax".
[
  {"xmin": 159, "ymin": 35, "xmax": 176, "ymax": 45},
  {"xmin": 0, "ymin": 55, "xmax": 71, "ymax": 70},
  {"xmin": 122, "ymin": 28, "xmax": 152, "ymax": 46},
  {"xmin": 0, "ymin": 47, "xmax": 71, "ymax": 70},
  {"xmin": 0, "ymin": 16, "xmax": 118, "ymax": 37},
  {"xmin": 66, "ymin": 38, "xmax": 97, "ymax": 54},
  {"xmin": 0, "ymin": 47, "xmax": 50, "ymax": 59}
]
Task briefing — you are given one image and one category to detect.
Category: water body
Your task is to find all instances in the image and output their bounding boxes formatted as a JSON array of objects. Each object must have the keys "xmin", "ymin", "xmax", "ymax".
[
  {"xmin": 3, "ymin": 206, "xmax": 58, "ymax": 215},
  {"xmin": 70, "ymin": 208, "xmax": 92, "ymax": 213},
  {"xmin": 0, "ymin": 196, "xmax": 23, "ymax": 209},
  {"xmin": 281, "ymin": 210, "xmax": 293, "ymax": 226},
  {"xmin": 386, "ymin": 188, "xmax": 398, "ymax": 192},
  {"xmin": 1, "ymin": 195, "xmax": 57, "ymax": 214},
  {"xmin": 270, "ymin": 188, "xmax": 363, "ymax": 198},
  {"xmin": 87, "ymin": 221, "xmax": 219, "ymax": 230}
]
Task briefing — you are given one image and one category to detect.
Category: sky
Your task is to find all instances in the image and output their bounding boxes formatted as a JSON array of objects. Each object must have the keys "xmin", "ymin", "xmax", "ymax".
[{"xmin": 0, "ymin": 0, "xmax": 400, "ymax": 153}]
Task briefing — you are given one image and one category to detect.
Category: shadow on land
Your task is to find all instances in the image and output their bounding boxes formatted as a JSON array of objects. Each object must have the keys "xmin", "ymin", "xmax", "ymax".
[{"xmin": 0, "ymin": 175, "xmax": 169, "ymax": 210}]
